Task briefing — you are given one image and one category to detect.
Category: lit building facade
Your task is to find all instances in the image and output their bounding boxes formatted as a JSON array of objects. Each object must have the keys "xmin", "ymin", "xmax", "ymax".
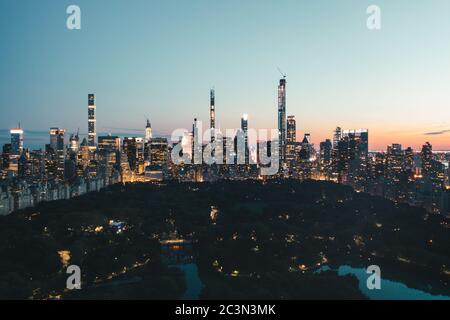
[
  {"xmin": 88, "ymin": 94, "xmax": 96, "ymax": 149},
  {"xmin": 278, "ymin": 77, "xmax": 287, "ymax": 166}
]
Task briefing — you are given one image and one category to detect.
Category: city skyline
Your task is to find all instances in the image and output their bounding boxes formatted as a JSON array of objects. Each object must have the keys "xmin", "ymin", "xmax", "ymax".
[
  {"xmin": 1, "ymin": 1, "xmax": 450, "ymax": 303},
  {"xmin": 2, "ymin": 1, "xmax": 450, "ymax": 150}
]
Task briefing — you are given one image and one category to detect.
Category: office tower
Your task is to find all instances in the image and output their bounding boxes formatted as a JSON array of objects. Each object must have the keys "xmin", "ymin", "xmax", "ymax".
[
  {"xmin": 420, "ymin": 142, "xmax": 445, "ymax": 212},
  {"xmin": 341, "ymin": 129, "xmax": 369, "ymax": 167},
  {"xmin": 192, "ymin": 118, "xmax": 202, "ymax": 164},
  {"xmin": 221, "ymin": 135, "xmax": 228, "ymax": 165},
  {"xmin": 332, "ymin": 127, "xmax": 342, "ymax": 151},
  {"xmin": 241, "ymin": 114, "xmax": 249, "ymax": 164},
  {"xmin": 182, "ymin": 132, "xmax": 193, "ymax": 161},
  {"xmin": 210, "ymin": 89, "xmax": 216, "ymax": 143},
  {"xmin": 18, "ymin": 151, "xmax": 29, "ymax": 178},
  {"xmin": 286, "ymin": 116, "xmax": 297, "ymax": 165},
  {"xmin": 386, "ymin": 144, "xmax": 404, "ymax": 183},
  {"xmin": 1, "ymin": 144, "xmax": 12, "ymax": 176},
  {"xmin": 298, "ymin": 134, "xmax": 312, "ymax": 160},
  {"xmin": 150, "ymin": 138, "xmax": 169, "ymax": 166},
  {"xmin": 373, "ymin": 152, "xmax": 385, "ymax": 178},
  {"xmin": 278, "ymin": 77, "xmax": 287, "ymax": 165},
  {"xmin": 136, "ymin": 138, "xmax": 145, "ymax": 174},
  {"xmin": 10, "ymin": 128, "xmax": 24, "ymax": 155},
  {"xmin": 145, "ymin": 119, "xmax": 152, "ymax": 143},
  {"xmin": 257, "ymin": 140, "xmax": 272, "ymax": 165},
  {"xmin": 49, "ymin": 128, "xmax": 65, "ymax": 152},
  {"xmin": 29, "ymin": 150, "xmax": 45, "ymax": 183},
  {"xmin": 76, "ymin": 138, "xmax": 90, "ymax": 177},
  {"xmin": 421, "ymin": 142, "xmax": 433, "ymax": 175},
  {"xmin": 286, "ymin": 116, "xmax": 296, "ymax": 143},
  {"xmin": 69, "ymin": 132, "xmax": 80, "ymax": 153},
  {"xmin": 88, "ymin": 94, "xmax": 96, "ymax": 149},
  {"xmin": 404, "ymin": 147, "xmax": 414, "ymax": 171},
  {"xmin": 336, "ymin": 129, "xmax": 369, "ymax": 186},
  {"xmin": 49, "ymin": 128, "xmax": 65, "ymax": 181},
  {"xmin": 145, "ymin": 138, "xmax": 168, "ymax": 182},
  {"xmin": 122, "ymin": 137, "xmax": 138, "ymax": 172},
  {"xmin": 98, "ymin": 136, "xmax": 121, "ymax": 152},
  {"xmin": 319, "ymin": 139, "xmax": 332, "ymax": 174},
  {"xmin": 331, "ymin": 127, "xmax": 342, "ymax": 179},
  {"xmin": 98, "ymin": 135, "xmax": 121, "ymax": 181}
]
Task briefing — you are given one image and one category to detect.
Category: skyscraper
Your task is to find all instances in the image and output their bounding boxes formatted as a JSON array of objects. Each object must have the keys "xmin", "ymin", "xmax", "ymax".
[
  {"xmin": 192, "ymin": 118, "xmax": 202, "ymax": 164},
  {"xmin": 150, "ymin": 138, "xmax": 169, "ymax": 166},
  {"xmin": 241, "ymin": 114, "xmax": 249, "ymax": 164},
  {"xmin": 49, "ymin": 128, "xmax": 65, "ymax": 152},
  {"xmin": 123, "ymin": 137, "xmax": 138, "ymax": 172},
  {"xmin": 278, "ymin": 77, "xmax": 287, "ymax": 165},
  {"xmin": 332, "ymin": 127, "xmax": 342, "ymax": 149},
  {"xmin": 145, "ymin": 119, "xmax": 152, "ymax": 143},
  {"xmin": 10, "ymin": 128, "xmax": 24, "ymax": 155},
  {"xmin": 319, "ymin": 139, "xmax": 332, "ymax": 167},
  {"xmin": 286, "ymin": 115, "xmax": 296, "ymax": 165},
  {"xmin": 49, "ymin": 128, "xmax": 65, "ymax": 181},
  {"xmin": 69, "ymin": 132, "xmax": 80, "ymax": 153},
  {"xmin": 286, "ymin": 116, "xmax": 296, "ymax": 143},
  {"xmin": 210, "ymin": 89, "xmax": 215, "ymax": 143},
  {"xmin": 421, "ymin": 142, "xmax": 433, "ymax": 175},
  {"xmin": 337, "ymin": 129, "xmax": 369, "ymax": 185},
  {"xmin": 88, "ymin": 94, "xmax": 96, "ymax": 149}
]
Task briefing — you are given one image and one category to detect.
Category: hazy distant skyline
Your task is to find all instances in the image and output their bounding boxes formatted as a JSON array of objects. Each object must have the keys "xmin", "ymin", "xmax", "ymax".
[{"xmin": 1, "ymin": 0, "xmax": 450, "ymax": 150}]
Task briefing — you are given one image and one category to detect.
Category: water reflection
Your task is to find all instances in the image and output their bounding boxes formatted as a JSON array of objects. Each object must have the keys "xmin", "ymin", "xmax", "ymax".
[{"xmin": 317, "ymin": 265, "xmax": 450, "ymax": 300}]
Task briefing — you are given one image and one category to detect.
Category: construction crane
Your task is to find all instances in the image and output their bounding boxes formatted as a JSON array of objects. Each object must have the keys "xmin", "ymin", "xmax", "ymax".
[{"xmin": 277, "ymin": 67, "xmax": 286, "ymax": 79}]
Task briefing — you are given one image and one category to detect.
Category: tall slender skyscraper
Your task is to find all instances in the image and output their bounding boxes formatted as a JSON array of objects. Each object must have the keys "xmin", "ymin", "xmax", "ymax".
[
  {"xmin": 10, "ymin": 127, "xmax": 24, "ymax": 155},
  {"xmin": 88, "ymin": 94, "xmax": 96, "ymax": 149},
  {"xmin": 210, "ymin": 89, "xmax": 216, "ymax": 143},
  {"xmin": 241, "ymin": 114, "xmax": 249, "ymax": 164},
  {"xmin": 192, "ymin": 118, "xmax": 202, "ymax": 164},
  {"xmin": 278, "ymin": 77, "xmax": 287, "ymax": 165}
]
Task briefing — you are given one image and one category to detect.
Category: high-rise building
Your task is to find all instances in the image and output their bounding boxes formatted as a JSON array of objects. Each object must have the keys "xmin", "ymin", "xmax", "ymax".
[
  {"xmin": 386, "ymin": 143, "xmax": 404, "ymax": 183},
  {"xmin": 150, "ymin": 138, "xmax": 169, "ymax": 166},
  {"xmin": 49, "ymin": 128, "xmax": 65, "ymax": 152},
  {"xmin": 278, "ymin": 77, "xmax": 287, "ymax": 165},
  {"xmin": 98, "ymin": 135, "xmax": 121, "ymax": 182},
  {"xmin": 421, "ymin": 142, "xmax": 433, "ymax": 175},
  {"xmin": 88, "ymin": 94, "xmax": 96, "ymax": 149},
  {"xmin": 136, "ymin": 137, "xmax": 145, "ymax": 174},
  {"xmin": 332, "ymin": 127, "xmax": 342, "ymax": 149},
  {"xmin": 10, "ymin": 128, "xmax": 24, "ymax": 155},
  {"xmin": 145, "ymin": 119, "xmax": 152, "ymax": 143},
  {"xmin": 123, "ymin": 137, "xmax": 138, "ymax": 172},
  {"xmin": 286, "ymin": 116, "xmax": 296, "ymax": 143},
  {"xmin": 145, "ymin": 138, "xmax": 168, "ymax": 182},
  {"xmin": 49, "ymin": 128, "xmax": 65, "ymax": 181},
  {"xmin": 192, "ymin": 118, "xmax": 202, "ymax": 164},
  {"xmin": 286, "ymin": 115, "xmax": 297, "ymax": 166},
  {"xmin": 98, "ymin": 136, "xmax": 121, "ymax": 152},
  {"xmin": 69, "ymin": 132, "xmax": 80, "ymax": 153},
  {"xmin": 210, "ymin": 89, "xmax": 216, "ymax": 143},
  {"xmin": 1, "ymin": 144, "xmax": 12, "ymax": 176},
  {"xmin": 336, "ymin": 129, "xmax": 369, "ymax": 185},
  {"xmin": 241, "ymin": 114, "xmax": 249, "ymax": 164},
  {"xmin": 319, "ymin": 139, "xmax": 332, "ymax": 172}
]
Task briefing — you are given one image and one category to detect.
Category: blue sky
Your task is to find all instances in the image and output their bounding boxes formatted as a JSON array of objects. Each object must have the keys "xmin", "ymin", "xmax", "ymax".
[{"xmin": 1, "ymin": 0, "xmax": 450, "ymax": 150}]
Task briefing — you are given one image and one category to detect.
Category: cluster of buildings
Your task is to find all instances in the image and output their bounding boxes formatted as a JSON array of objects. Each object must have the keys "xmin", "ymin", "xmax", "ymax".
[
  {"xmin": 2, "ymin": 78, "xmax": 450, "ymax": 216},
  {"xmin": 0, "ymin": 95, "xmax": 114, "ymax": 215}
]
